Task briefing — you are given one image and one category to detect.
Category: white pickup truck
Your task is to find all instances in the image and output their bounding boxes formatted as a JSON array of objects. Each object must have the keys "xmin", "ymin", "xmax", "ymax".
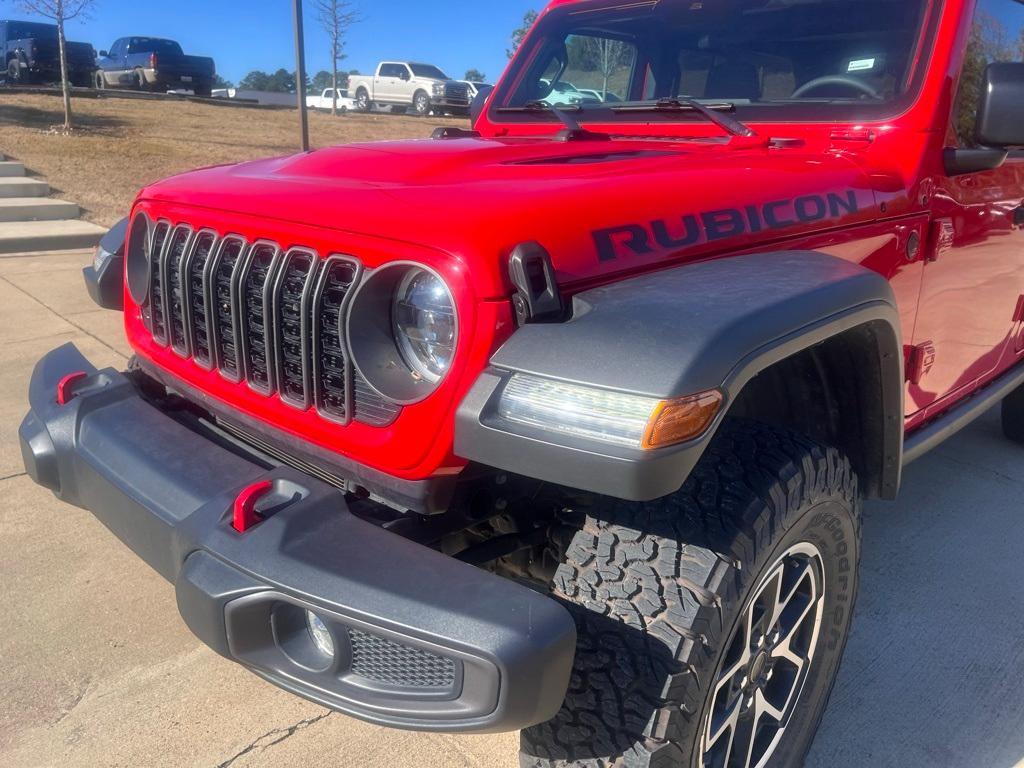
[
  {"xmin": 306, "ymin": 87, "xmax": 356, "ymax": 113},
  {"xmin": 348, "ymin": 62, "xmax": 471, "ymax": 116}
]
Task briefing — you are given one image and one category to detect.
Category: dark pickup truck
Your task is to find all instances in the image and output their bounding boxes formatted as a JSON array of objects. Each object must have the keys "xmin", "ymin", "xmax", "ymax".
[
  {"xmin": 1, "ymin": 20, "xmax": 95, "ymax": 87},
  {"xmin": 95, "ymin": 37, "xmax": 215, "ymax": 97}
]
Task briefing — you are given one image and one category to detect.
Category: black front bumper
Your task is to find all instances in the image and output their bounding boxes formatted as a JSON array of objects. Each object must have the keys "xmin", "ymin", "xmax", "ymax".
[{"xmin": 19, "ymin": 343, "xmax": 575, "ymax": 733}]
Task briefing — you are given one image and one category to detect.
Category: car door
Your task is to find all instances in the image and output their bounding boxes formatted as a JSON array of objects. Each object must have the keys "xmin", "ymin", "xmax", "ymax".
[
  {"xmin": 908, "ymin": 0, "xmax": 1024, "ymax": 415},
  {"xmin": 101, "ymin": 40, "xmax": 122, "ymax": 82},
  {"xmin": 375, "ymin": 63, "xmax": 399, "ymax": 101}
]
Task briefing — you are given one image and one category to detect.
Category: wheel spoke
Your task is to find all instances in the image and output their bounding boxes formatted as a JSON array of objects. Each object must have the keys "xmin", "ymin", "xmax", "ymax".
[
  {"xmin": 707, "ymin": 697, "xmax": 742, "ymax": 754},
  {"xmin": 756, "ymin": 688, "xmax": 786, "ymax": 724}
]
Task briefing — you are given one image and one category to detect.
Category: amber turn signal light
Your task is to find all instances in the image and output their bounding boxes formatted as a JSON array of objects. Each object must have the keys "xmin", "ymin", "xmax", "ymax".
[{"xmin": 642, "ymin": 391, "xmax": 724, "ymax": 450}]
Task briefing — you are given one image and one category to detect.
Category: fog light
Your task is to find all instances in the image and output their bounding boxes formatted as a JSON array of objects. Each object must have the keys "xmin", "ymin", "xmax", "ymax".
[{"xmin": 306, "ymin": 611, "xmax": 335, "ymax": 658}]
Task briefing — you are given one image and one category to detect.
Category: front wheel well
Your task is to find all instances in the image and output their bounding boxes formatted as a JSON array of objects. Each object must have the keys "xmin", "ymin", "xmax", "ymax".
[{"xmin": 726, "ymin": 320, "xmax": 902, "ymax": 499}]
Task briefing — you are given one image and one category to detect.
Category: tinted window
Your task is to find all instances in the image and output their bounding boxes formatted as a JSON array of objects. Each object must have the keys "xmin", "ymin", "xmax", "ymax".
[
  {"xmin": 5, "ymin": 21, "xmax": 57, "ymax": 40},
  {"xmin": 953, "ymin": 0, "xmax": 1024, "ymax": 146},
  {"xmin": 410, "ymin": 63, "xmax": 449, "ymax": 79},
  {"xmin": 128, "ymin": 38, "xmax": 183, "ymax": 56},
  {"xmin": 380, "ymin": 63, "xmax": 405, "ymax": 78}
]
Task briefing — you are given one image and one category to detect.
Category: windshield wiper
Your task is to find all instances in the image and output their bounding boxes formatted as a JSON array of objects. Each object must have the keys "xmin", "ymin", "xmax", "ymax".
[
  {"xmin": 611, "ymin": 98, "xmax": 756, "ymax": 138},
  {"xmin": 495, "ymin": 100, "xmax": 608, "ymax": 141}
]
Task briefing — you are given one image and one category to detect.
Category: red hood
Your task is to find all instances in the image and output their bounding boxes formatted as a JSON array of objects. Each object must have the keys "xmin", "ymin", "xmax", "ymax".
[{"xmin": 140, "ymin": 136, "xmax": 886, "ymax": 298}]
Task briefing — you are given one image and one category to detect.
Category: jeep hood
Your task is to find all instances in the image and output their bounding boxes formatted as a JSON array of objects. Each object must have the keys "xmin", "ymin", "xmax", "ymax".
[{"xmin": 140, "ymin": 136, "xmax": 885, "ymax": 299}]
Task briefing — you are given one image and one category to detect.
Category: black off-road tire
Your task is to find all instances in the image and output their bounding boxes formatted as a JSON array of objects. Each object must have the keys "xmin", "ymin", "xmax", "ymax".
[
  {"xmin": 520, "ymin": 420, "xmax": 861, "ymax": 768},
  {"xmin": 1001, "ymin": 385, "xmax": 1024, "ymax": 443}
]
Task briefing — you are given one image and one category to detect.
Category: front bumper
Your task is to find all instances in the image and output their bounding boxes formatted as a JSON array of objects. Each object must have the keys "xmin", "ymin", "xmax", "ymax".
[{"xmin": 19, "ymin": 343, "xmax": 575, "ymax": 733}]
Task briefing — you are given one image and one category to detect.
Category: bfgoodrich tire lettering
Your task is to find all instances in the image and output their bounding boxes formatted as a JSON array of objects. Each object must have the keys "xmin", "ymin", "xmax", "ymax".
[{"xmin": 519, "ymin": 420, "xmax": 861, "ymax": 768}]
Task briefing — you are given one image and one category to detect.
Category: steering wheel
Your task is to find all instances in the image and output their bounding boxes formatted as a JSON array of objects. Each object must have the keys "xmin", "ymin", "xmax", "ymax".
[{"xmin": 792, "ymin": 75, "xmax": 881, "ymax": 100}]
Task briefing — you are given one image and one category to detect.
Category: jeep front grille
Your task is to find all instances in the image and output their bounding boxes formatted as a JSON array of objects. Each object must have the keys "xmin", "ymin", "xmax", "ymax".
[{"xmin": 142, "ymin": 227, "xmax": 401, "ymax": 427}]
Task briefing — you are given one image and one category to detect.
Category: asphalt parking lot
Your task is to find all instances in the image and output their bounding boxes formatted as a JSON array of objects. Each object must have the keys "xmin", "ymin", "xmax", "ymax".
[{"xmin": 2, "ymin": 248, "xmax": 1023, "ymax": 768}]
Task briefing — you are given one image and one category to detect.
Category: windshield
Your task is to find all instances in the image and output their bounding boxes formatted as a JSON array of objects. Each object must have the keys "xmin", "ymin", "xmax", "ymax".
[
  {"xmin": 5, "ymin": 22, "xmax": 57, "ymax": 40},
  {"xmin": 410, "ymin": 63, "xmax": 449, "ymax": 80},
  {"xmin": 497, "ymin": 0, "xmax": 931, "ymax": 120}
]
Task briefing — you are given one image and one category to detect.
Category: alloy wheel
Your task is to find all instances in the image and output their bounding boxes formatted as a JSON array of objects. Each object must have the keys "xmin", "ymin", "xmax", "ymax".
[{"xmin": 700, "ymin": 542, "xmax": 826, "ymax": 768}]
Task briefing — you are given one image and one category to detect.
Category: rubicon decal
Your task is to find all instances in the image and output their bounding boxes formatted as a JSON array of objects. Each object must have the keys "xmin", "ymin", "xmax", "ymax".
[{"xmin": 594, "ymin": 190, "xmax": 864, "ymax": 262}]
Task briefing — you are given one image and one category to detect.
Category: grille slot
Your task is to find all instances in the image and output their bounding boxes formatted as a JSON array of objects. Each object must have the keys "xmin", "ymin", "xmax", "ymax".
[
  {"xmin": 147, "ymin": 221, "xmax": 172, "ymax": 345},
  {"xmin": 184, "ymin": 230, "xmax": 218, "ymax": 369},
  {"xmin": 237, "ymin": 241, "xmax": 280, "ymax": 394},
  {"xmin": 273, "ymin": 249, "xmax": 318, "ymax": 409},
  {"xmin": 353, "ymin": 373, "xmax": 402, "ymax": 426},
  {"xmin": 348, "ymin": 628, "xmax": 457, "ymax": 689},
  {"xmin": 163, "ymin": 224, "xmax": 193, "ymax": 357},
  {"xmin": 209, "ymin": 236, "xmax": 247, "ymax": 381},
  {"xmin": 139, "ymin": 222, "xmax": 403, "ymax": 428},
  {"xmin": 312, "ymin": 256, "xmax": 361, "ymax": 424}
]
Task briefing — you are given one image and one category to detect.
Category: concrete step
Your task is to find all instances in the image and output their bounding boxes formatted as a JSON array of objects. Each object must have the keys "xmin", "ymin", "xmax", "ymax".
[
  {"xmin": 0, "ymin": 161, "xmax": 26, "ymax": 177},
  {"xmin": 0, "ymin": 198, "xmax": 80, "ymax": 222},
  {"xmin": 0, "ymin": 219, "xmax": 106, "ymax": 254},
  {"xmin": 0, "ymin": 177, "xmax": 49, "ymax": 198}
]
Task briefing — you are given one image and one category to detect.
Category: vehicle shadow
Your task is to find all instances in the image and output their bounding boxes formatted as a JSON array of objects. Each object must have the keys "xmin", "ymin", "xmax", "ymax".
[
  {"xmin": 0, "ymin": 102, "xmax": 126, "ymax": 132},
  {"xmin": 807, "ymin": 407, "xmax": 1024, "ymax": 768}
]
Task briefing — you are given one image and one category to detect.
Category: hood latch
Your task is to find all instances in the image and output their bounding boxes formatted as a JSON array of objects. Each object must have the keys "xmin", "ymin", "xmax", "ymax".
[{"xmin": 508, "ymin": 242, "xmax": 565, "ymax": 326}]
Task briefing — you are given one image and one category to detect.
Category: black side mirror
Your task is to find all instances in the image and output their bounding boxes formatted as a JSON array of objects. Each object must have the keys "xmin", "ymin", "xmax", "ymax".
[
  {"xmin": 400, "ymin": 70, "xmax": 410, "ymax": 81},
  {"xmin": 470, "ymin": 84, "xmax": 494, "ymax": 124},
  {"xmin": 946, "ymin": 62, "xmax": 1024, "ymax": 176},
  {"xmin": 99, "ymin": 50, "xmax": 108, "ymax": 58},
  {"xmin": 976, "ymin": 62, "xmax": 1024, "ymax": 146}
]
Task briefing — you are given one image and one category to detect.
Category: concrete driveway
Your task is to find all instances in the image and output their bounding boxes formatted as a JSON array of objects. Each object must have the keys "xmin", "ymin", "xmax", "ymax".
[{"xmin": 2, "ymin": 249, "xmax": 1023, "ymax": 768}]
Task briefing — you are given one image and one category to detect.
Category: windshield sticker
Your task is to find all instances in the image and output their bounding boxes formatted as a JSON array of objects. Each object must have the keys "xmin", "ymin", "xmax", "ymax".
[
  {"xmin": 848, "ymin": 58, "xmax": 877, "ymax": 72},
  {"xmin": 593, "ymin": 190, "xmax": 862, "ymax": 262}
]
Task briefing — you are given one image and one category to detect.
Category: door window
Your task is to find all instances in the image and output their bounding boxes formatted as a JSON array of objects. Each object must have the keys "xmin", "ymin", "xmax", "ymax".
[{"xmin": 379, "ymin": 63, "xmax": 405, "ymax": 78}]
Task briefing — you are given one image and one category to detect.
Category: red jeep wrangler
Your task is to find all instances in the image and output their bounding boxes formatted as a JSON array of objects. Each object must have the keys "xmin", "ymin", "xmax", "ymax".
[{"xmin": 20, "ymin": 0, "xmax": 1024, "ymax": 765}]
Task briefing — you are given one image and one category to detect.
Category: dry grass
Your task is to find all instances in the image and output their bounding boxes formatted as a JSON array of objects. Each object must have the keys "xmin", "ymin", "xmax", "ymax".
[{"xmin": 0, "ymin": 92, "xmax": 465, "ymax": 227}]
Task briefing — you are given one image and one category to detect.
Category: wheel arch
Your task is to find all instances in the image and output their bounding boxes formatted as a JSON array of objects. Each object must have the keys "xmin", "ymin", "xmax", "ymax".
[
  {"xmin": 456, "ymin": 250, "xmax": 905, "ymax": 502},
  {"xmin": 726, "ymin": 317, "xmax": 902, "ymax": 499}
]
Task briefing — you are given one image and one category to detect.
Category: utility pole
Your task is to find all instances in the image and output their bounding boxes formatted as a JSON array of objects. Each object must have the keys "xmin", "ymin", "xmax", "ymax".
[{"xmin": 293, "ymin": 0, "xmax": 311, "ymax": 151}]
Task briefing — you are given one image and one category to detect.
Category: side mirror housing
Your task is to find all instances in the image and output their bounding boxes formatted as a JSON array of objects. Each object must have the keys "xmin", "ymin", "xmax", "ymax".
[
  {"xmin": 470, "ymin": 84, "xmax": 494, "ymax": 124},
  {"xmin": 976, "ymin": 62, "xmax": 1024, "ymax": 147},
  {"xmin": 400, "ymin": 70, "xmax": 410, "ymax": 81},
  {"xmin": 99, "ymin": 50, "xmax": 108, "ymax": 58},
  {"xmin": 945, "ymin": 62, "xmax": 1023, "ymax": 176}
]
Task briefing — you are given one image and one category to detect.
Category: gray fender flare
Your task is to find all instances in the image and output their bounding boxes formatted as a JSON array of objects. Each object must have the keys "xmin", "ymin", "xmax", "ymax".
[{"xmin": 455, "ymin": 251, "xmax": 904, "ymax": 502}]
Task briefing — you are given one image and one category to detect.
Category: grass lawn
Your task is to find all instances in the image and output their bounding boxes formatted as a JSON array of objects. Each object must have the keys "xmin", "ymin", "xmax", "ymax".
[{"xmin": 0, "ymin": 92, "xmax": 465, "ymax": 227}]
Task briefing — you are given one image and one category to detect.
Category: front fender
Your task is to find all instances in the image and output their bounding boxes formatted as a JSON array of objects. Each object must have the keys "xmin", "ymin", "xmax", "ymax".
[{"xmin": 455, "ymin": 251, "xmax": 904, "ymax": 501}]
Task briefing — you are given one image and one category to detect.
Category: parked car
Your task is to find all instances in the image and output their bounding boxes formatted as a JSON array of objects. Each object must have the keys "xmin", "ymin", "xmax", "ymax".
[
  {"xmin": 1, "ymin": 20, "xmax": 94, "ymax": 87},
  {"xmin": 575, "ymin": 87, "xmax": 622, "ymax": 102},
  {"xmin": 94, "ymin": 37, "xmax": 215, "ymax": 97},
  {"xmin": 459, "ymin": 80, "xmax": 492, "ymax": 102},
  {"xmin": 24, "ymin": 1, "xmax": 1024, "ymax": 768},
  {"xmin": 349, "ymin": 61, "xmax": 471, "ymax": 116},
  {"xmin": 538, "ymin": 78, "xmax": 599, "ymax": 105},
  {"xmin": 306, "ymin": 87, "xmax": 356, "ymax": 113}
]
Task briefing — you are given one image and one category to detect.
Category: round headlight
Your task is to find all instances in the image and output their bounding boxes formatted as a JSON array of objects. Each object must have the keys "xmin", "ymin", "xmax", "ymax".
[{"xmin": 392, "ymin": 270, "xmax": 457, "ymax": 384}]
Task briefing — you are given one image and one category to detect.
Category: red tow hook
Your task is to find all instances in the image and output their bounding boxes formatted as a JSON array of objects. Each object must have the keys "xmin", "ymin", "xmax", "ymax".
[
  {"xmin": 232, "ymin": 481, "xmax": 275, "ymax": 533},
  {"xmin": 56, "ymin": 372, "xmax": 89, "ymax": 406}
]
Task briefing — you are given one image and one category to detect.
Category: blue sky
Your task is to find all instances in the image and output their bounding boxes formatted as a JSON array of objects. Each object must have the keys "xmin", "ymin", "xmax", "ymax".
[{"xmin": 31, "ymin": 0, "xmax": 542, "ymax": 86}]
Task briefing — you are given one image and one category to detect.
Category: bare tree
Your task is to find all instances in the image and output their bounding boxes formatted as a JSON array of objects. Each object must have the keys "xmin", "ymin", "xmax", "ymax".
[
  {"xmin": 313, "ymin": 0, "xmax": 360, "ymax": 115},
  {"xmin": 580, "ymin": 37, "xmax": 633, "ymax": 99},
  {"xmin": 17, "ymin": 0, "xmax": 96, "ymax": 132}
]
